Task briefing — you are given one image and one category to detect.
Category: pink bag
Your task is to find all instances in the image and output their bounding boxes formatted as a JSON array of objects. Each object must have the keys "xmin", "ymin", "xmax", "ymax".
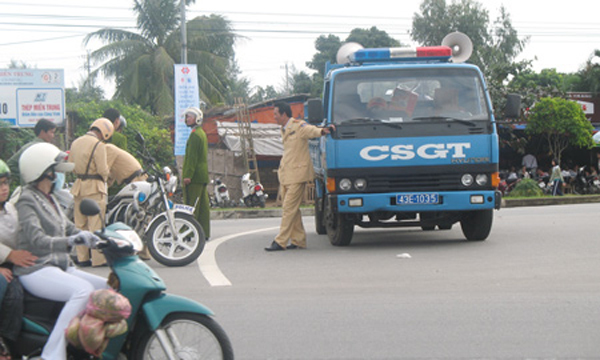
[{"xmin": 85, "ymin": 289, "xmax": 132, "ymax": 322}]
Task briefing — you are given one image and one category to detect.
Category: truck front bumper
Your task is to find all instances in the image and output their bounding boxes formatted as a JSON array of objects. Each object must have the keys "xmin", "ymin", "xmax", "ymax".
[{"xmin": 334, "ymin": 190, "xmax": 501, "ymax": 213}]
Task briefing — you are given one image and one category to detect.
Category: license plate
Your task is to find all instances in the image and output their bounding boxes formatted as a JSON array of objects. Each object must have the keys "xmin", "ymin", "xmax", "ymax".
[
  {"xmin": 173, "ymin": 204, "xmax": 195, "ymax": 213},
  {"xmin": 256, "ymin": 190, "xmax": 263, "ymax": 196},
  {"xmin": 396, "ymin": 193, "xmax": 439, "ymax": 205}
]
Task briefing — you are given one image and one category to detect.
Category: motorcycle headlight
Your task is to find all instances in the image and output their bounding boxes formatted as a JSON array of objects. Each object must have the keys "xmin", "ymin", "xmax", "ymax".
[{"xmin": 115, "ymin": 229, "xmax": 143, "ymax": 252}]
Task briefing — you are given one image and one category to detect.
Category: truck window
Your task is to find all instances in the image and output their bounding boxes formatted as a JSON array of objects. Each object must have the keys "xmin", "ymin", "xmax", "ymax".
[{"xmin": 331, "ymin": 68, "xmax": 490, "ymax": 134}]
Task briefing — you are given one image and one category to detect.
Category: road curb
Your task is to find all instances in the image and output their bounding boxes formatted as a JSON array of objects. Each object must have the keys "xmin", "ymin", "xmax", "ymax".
[
  {"xmin": 210, "ymin": 196, "xmax": 600, "ymax": 219},
  {"xmin": 502, "ymin": 195, "xmax": 600, "ymax": 208}
]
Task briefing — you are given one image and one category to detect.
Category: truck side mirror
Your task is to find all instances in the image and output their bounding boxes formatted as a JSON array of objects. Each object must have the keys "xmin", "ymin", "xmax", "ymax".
[
  {"xmin": 504, "ymin": 94, "xmax": 521, "ymax": 119},
  {"xmin": 305, "ymin": 98, "xmax": 323, "ymax": 125}
]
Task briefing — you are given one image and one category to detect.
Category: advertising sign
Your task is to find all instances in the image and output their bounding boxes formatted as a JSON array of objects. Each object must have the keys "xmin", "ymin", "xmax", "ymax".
[
  {"xmin": 0, "ymin": 69, "xmax": 65, "ymax": 127},
  {"xmin": 173, "ymin": 64, "xmax": 200, "ymax": 156}
]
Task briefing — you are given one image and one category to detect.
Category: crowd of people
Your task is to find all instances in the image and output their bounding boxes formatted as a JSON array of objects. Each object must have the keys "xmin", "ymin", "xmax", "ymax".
[{"xmin": 500, "ymin": 153, "xmax": 600, "ymax": 196}]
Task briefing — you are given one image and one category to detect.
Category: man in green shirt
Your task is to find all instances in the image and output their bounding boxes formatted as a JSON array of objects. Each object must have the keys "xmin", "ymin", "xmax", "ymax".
[
  {"xmin": 182, "ymin": 107, "xmax": 210, "ymax": 241},
  {"xmin": 7, "ymin": 118, "xmax": 57, "ymax": 184}
]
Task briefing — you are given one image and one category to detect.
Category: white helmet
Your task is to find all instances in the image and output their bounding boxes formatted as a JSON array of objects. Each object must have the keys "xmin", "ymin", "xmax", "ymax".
[
  {"xmin": 184, "ymin": 107, "xmax": 203, "ymax": 126},
  {"xmin": 19, "ymin": 143, "xmax": 74, "ymax": 184}
]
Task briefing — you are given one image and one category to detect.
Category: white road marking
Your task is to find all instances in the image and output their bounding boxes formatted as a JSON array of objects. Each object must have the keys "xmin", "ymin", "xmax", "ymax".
[{"xmin": 198, "ymin": 226, "xmax": 279, "ymax": 287}]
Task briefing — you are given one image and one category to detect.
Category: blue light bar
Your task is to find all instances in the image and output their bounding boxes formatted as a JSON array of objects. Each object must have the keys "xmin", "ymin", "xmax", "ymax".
[
  {"xmin": 349, "ymin": 46, "xmax": 452, "ymax": 63},
  {"xmin": 351, "ymin": 48, "xmax": 391, "ymax": 62}
]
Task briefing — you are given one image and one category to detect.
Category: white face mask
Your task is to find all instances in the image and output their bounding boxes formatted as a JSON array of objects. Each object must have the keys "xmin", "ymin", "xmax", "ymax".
[{"xmin": 53, "ymin": 172, "xmax": 65, "ymax": 192}]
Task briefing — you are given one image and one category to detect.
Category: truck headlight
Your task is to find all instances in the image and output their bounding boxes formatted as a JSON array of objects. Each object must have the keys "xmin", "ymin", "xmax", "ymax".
[
  {"xmin": 354, "ymin": 178, "xmax": 367, "ymax": 190},
  {"xmin": 475, "ymin": 174, "xmax": 488, "ymax": 186},
  {"xmin": 461, "ymin": 174, "xmax": 474, "ymax": 187},
  {"xmin": 339, "ymin": 178, "xmax": 352, "ymax": 191}
]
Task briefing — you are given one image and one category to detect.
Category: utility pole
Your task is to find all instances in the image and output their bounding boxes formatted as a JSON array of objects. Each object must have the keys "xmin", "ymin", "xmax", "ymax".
[{"xmin": 180, "ymin": 0, "xmax": 188, "ymax": 64}]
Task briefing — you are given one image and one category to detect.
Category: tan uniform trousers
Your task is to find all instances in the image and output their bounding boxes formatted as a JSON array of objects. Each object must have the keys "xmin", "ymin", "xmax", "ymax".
[
  {"xmin": 274, "ymin": 182, "xmax": 307, "ymax": 248},
  {"xmin": 73, "ymin": 192, "xmax": 107, "ymax": 266}
]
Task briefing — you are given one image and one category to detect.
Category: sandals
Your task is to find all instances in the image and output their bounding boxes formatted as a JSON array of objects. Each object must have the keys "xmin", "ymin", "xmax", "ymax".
[{"xmin": 0, "ymin": 336, "xmax": 11, "ymax": 360}]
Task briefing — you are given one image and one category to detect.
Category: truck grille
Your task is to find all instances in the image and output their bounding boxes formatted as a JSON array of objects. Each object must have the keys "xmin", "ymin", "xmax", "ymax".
[{"xmin": 367, "ymin": 172, "xmax": 463, "ymax": 192}]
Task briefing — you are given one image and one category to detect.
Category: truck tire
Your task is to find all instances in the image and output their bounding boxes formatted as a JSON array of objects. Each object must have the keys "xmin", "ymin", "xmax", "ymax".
[
  {"xmin": 460, "ymin": 209, "xmax": 493, "ymax": 241},
  {"xmin": 325, "ymin": 199, "xmax": 354, "ymax": 246},
  {"xmin": 314, "ymin": 197, "xmax": 326, "ymax": 235}
]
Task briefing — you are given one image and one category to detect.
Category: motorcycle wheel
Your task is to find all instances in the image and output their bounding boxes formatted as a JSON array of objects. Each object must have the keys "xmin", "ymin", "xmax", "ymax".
[
  {"xmin": 132, "ymin": 313, "xmax": 234, "ymax": 360},
  {"xmin": 146, "ymin": 212, "xmax": 205, "ymax": 267}
]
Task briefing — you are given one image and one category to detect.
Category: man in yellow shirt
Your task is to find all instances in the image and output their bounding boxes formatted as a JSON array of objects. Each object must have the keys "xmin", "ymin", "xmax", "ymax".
[
  {"xmin": 68, "ymin": 118, "xmax": 113, "ymax": 266},
  {"xmin": 265, "ymin": 102, "xmax": 334, "ymax": 251}
]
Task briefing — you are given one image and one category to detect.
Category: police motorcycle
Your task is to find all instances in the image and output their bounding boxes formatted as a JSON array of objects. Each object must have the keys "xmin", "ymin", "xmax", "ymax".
[
  {"xmin": 105, "ymin": 132, "xmax": 205, "ymax": 267},
  {"xmin": 8, "ymin": 199, "xmax": 234, "ymax": 360},
  {"xmin": 240, "ymin": 173, "xmax": 267, "ymax": 208}
]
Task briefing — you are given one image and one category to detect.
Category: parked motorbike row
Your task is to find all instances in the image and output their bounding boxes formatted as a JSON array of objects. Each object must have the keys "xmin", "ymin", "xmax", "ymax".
[
  {"xmin": 209, "ymin": 173, "xmax": 268, "ymax": 208},
  {"xmin": 7, "ymin": 198, "xmax": 233, "ymax": 360},
  {"xmin": 571, "ymin": 165, "xmax": 600, "ymax": 195},
  {"xmin": 499, "ymin": 165, "xmax": 600, "ymax": 196}
]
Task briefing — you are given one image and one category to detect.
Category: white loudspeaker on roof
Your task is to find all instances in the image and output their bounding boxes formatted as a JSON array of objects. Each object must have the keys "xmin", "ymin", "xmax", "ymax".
[
  {"xmin": 336, "ymin": 42, "xmax": 364, "ymax": 64},
  {"xmin": 441, "ymin": 32, "xmax": 473, "ymax": 63}
]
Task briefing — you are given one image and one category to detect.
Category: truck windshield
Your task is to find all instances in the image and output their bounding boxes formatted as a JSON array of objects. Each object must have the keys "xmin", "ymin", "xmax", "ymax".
[{"xmin": 332, "ymin": 67, "xmax": 490, "ymax": 132}]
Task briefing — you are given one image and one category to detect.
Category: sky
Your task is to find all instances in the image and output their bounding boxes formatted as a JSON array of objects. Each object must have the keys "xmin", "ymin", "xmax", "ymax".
[{"xmin": 1, "ymin": 0, "xmax": 599, "ymax": 97}]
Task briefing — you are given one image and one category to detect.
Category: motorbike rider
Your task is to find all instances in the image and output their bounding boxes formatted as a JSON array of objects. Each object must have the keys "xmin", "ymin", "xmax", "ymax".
[
  {"xmin": 182, "ymin": 107, "xmax": 210, "ymax": 241},
  {"xmin": 0, "ymin": 160, "xmax": 38, "ymax": 360},
  {"xmin": 14, "ymin": 142, "xmax": 108, "ymax": 360},
  {"xmin": 69, "ymin": 118, "xmax": 114, "ymax": 267}
]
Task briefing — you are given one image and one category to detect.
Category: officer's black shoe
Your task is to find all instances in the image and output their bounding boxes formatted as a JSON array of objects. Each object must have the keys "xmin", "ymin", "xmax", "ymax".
[{"xmin": 264, "ymin": 241, "xmax": 285, "ymax": 251}]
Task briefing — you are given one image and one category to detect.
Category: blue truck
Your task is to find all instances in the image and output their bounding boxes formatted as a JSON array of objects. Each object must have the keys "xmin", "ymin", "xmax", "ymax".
[{"xmin": 307, "ymin": 38, "xmax": 520, "ymax": 246}]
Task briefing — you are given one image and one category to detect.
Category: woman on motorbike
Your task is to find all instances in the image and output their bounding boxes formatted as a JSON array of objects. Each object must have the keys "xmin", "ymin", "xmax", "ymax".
[
  {"xmin": 0, "ymin": 159, "xmax": 38, "ymax": 360},
  {"xmin": 13, "ymin": 143, "xmax": 108, "ymax": 360}
]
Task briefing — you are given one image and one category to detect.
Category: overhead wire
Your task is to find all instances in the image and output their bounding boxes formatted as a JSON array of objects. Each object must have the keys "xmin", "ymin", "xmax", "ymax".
[{"xmin": 0, "ymin": 1, "xmax": 598, "ymax": 81}]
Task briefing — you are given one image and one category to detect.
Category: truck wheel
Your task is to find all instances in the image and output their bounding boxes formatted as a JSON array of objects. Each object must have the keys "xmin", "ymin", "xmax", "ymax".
[
  {"xmin": 460, "ymin": 209, "xmax": 493, "ymax": 241},
  {"xmin": 325, "ymin": 199, "xmax": 354, "ymax": 246},
  {"xmin": 314, "ymin": 197, "xmax": 326, "ymax": 235}
]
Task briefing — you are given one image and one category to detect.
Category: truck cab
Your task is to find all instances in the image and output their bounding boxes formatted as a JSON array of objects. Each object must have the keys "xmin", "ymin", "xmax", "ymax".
[{"xmin": 308, "ymin": 41, "xmax": 520, "ymax": 246}]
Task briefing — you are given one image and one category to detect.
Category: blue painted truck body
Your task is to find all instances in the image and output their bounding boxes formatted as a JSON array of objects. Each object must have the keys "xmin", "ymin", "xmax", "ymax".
[{"xmin": 308, "ymin": 51, "xmax": 510, "ymax": 245}]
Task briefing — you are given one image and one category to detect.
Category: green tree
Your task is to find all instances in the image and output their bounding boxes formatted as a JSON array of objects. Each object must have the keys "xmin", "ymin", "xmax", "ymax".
[
  {"xmin": 67, "ymin": 98, "xmax": 173, "ymax": 168},
  {"xmin": 291, "ymin": 71, "xmax": 313, "ymax": 95},
  {"xmin": 84, "ymin": 0, "xmax": 237, "ymax": 116},
  {"xmin": 305, "ymin": 27, "xmax": 402, "ymax": 95},
  {"xmin": 306, "ymin": 34, "xmax": 342, "ymax": 78},
  {"xmin": 346, "ymin": 27, "xmax": 401, "ymax": 49},
  {"xmin": 249, "ymin": 86, "xmax": 280, "ymax": 104},
  {"xmin": 411, "ymin": 0, "xmax": 530, "ymax": 115},
  {"xmin": 573, "ymin": 49, "xmax": 600, "ymax": 95},
  {"xmin": 525, "ymin": 97, "xmax": 594, "ymax": 164},
  {"xmin": 508, "ymin": 68, "xmax": 568, "ymax": 111}
]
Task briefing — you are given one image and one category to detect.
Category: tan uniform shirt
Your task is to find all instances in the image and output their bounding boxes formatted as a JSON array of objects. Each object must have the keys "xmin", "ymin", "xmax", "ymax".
[
  {"xmin": 69, "ymin": 132, "xmax": 109, "ymax": 197},
  {"xmin": 278, "ymin": 118, "xmax": 323, "ymax": 185},
  {"xmin": 105, "ymin": 143, "xmax": 146, "ymax": 186}
]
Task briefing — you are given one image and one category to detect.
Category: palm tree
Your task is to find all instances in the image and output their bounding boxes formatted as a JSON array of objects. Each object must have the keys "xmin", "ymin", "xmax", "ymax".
[{"xmin": 84, "ymin": 0, "xmax": 236, "ymax": 115}]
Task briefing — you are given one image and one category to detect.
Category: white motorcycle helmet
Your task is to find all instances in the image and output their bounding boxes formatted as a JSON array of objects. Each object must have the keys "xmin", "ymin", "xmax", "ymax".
[
  {"xmin": 19, "ymin": 142, "xmax": 74, "ymax": 184},
  {"xmin": 184, "ymin": 107, "xmax": 203, "ymax": 126}
]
